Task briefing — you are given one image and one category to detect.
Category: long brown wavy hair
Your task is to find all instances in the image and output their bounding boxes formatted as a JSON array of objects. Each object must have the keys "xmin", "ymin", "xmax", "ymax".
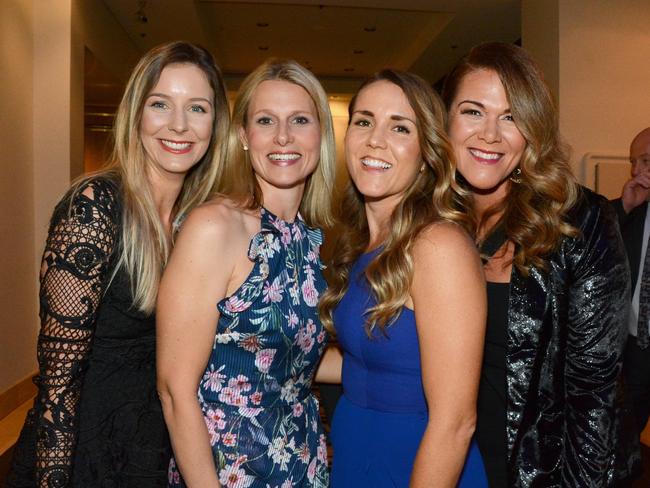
[
  {"xmin": 441, "ymin": 42, "xmax": 580, "ymax": 274},
  {"xmin": 319, "ymin": 70, "xmax": 471, "ymax": 335}
]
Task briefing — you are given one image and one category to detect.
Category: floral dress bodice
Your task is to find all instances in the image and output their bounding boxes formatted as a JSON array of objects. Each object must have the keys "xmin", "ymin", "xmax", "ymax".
[{"xmin": 169, "ymin": 208, "xmax": 329, "ymax": 488}]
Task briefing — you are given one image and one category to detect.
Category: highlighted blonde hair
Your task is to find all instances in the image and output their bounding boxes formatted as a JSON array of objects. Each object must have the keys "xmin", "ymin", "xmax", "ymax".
[
  {"xmin": 319, "ymin": 69, "xmax": 471, "ymax": 335},
  {"xmin": 441, "ymin": 42, "xmax": 580, "ymax": 273},
  {"xmin": 77, "ymin": 41, "xmax": 229, "ymax": 313},
  {"xmin": 214, "ymin": 59, "xmax": 336, "ymax": 228}
]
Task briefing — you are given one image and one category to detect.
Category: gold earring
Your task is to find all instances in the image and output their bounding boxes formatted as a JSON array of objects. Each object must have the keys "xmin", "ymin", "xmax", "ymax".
[{"xmin": 509, "ymin": 167, "xmax": 522, "ymax": 184}]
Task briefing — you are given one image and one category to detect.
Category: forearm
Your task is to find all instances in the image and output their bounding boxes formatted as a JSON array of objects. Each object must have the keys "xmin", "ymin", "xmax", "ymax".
[
  {"xmin": 314, "ymin": 345, "xmax": 342, "ymax": 383},
  {"xmin": 160, "ymin": 390, "xmax": 221, "ymax": 488},
  {"xmin": 410, "ymin": 416, "xmax": 476, "ymax": 487}
]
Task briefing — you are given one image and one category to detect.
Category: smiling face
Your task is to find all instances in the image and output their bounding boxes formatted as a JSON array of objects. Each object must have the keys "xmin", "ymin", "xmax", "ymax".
[
  {"xmin": 345, "ymin": 80, "xmax": 422, "ymax": 208},
  {"xmin": 140, "ymin": 63, "xmax": 215, "ymax": 180},
  {"xmin": 447, "ymin": 68, "xmax": 526, "ymax": 207},
  {"xmin": 239, "ymin": 79, "xmax": 321, "ymax": 196}
]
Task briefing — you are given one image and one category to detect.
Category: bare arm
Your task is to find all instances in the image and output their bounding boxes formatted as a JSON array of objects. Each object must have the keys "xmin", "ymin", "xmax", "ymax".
[
  {"xmin": 157, "ymin": 203, "xmax": 245, "ymax": 488},
  {"xmin": 409, "ymin": 223, "xmax": 486, "ymax": 487},
  {"xmin": 314, "ymin": 344, "xmax": 343, "ymax": 383}
]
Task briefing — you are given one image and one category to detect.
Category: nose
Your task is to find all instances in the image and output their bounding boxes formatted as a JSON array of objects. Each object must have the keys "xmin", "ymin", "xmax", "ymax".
[
  {"xmin": 274, "ymin": 121, "xmax": 293, "ymax": 146},
  {"xmin": 368, "ymin": 124, "xmax": 387, "ymax": 149},
  {"xmin": 169, "ymin": 108, "xmax": 188, "ymax": 133},
  {"xmin": 479, "ymin": 116, "xmax": 501, "ymax": 144}
]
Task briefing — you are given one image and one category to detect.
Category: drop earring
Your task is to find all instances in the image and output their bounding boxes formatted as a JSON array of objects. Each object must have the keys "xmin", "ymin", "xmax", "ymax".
[{"xmin": 509, "ymin": 167, "xmax": 522, "ymax": 184}]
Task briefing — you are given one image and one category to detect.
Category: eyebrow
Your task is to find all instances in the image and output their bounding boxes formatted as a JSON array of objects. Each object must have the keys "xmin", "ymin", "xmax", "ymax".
[
  {"xmin": 147, "ymin": 92, "xmax": 213, "ymax": 105},
  {"xmin": 353, "ymin": 109, "xmax": 416, "ymax": 124},
  {"xmin": 457, "ymin": 99, "xmax": 511, "ymax": 113}
]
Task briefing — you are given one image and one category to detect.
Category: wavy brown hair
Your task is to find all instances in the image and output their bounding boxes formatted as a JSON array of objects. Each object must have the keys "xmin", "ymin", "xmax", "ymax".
[
  {"xmin": 441, "ymin": 42, "xmax": 580, "ymax": 274},
  {"xmin": 319, "ymin": 70, "xmax": 471, "ymax": 335}
]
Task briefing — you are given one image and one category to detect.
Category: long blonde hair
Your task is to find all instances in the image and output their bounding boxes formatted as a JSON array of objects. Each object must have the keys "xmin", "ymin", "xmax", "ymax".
[
  {"xmin": 441, "ymin": 42, "xmax": 579, "ymax": 273},
  {"xmin": 214, "ymin": 59, "xmax": 336, "ymax": 228},
  {"xmin": 319, "ymin": 70, "xmax": 471, "ymax": 335},
  {"xmin": 86, "ymin": 41, "xmax": 229, "ymax": 313}
]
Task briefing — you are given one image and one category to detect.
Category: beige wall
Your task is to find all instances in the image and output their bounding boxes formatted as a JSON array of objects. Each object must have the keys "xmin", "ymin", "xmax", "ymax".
[
  {"xmin": 0, "ymin": 0, "xmax": 137, "ymax": 396},
  {"xmin": 0, "ymin": 0, "xmax": 38, "ymax": 393},
  {"xmin": 558, "ymin": 0, "xmax": 650, "ymax": 189},
  {"xmin": 524, "ymin": 0, "xmax": 650, "ymax": 194}
]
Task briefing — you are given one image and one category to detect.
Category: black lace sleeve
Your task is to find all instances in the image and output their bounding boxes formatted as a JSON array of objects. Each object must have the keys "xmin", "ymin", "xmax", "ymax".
[{"xmin": 32, "ymin": 177, "xmax": 120, "ymax": 487}]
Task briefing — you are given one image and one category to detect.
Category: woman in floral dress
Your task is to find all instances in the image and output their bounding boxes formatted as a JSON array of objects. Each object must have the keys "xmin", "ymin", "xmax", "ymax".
[{"xmin": 156, "ymin": 59, "xmax": 335, "ymax": 487}]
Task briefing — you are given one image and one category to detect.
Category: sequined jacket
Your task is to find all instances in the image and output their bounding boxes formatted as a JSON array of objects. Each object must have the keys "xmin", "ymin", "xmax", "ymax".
[{"xmin": 505, "ymin": 189, "xmax": 640, "ymax": 487}]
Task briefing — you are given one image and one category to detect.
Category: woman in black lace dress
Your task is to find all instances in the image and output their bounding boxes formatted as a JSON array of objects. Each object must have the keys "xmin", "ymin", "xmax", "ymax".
[{"xmin": 6, "ymin": 41, "xmax": 229, "ymax": 488}]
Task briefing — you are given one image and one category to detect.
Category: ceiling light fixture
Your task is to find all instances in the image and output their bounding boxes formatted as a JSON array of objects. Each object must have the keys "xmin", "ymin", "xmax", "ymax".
[{"xmin": 364, "ymin": 26, "xmax": 376, "ymax": 32}]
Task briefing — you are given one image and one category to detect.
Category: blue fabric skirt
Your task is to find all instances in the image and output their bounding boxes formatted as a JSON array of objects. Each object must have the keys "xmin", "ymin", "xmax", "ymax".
[{"xmin": 330, "ymin": 395, "xmax": 487, "ymax": 487}]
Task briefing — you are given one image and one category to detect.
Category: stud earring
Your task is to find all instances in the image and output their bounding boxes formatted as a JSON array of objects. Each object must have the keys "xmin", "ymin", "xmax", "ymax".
[{"xmin": 243, "ymin": 144, "xmax": 248, "ymax": 151}]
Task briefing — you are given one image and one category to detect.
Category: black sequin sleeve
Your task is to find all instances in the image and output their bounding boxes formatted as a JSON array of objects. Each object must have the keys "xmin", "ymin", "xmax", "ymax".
[
  {"xmin": 563, "ymin": 194, "xmax": 630, "ymax": 485},
  {"xmin": 30, "ymin": 177, "xmax": 120, "ymax": 487}
]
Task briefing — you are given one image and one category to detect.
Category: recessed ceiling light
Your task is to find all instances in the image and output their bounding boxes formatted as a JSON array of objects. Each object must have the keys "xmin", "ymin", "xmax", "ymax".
[
  {"xmin": 353, "ymin": 49, "xmax": 364, "ymax": 55},
  {"xmin": 258, "ymin": 46, "xmax": 269, "ymax": 51},
  {"xmin": 364, "ymin": 26, "xmax": 376, "ymax": 32},
  {"xmin": 451, "ymin": 44, "xmax": 458, "ymax": 49},
  {"xmin": 256, "ymin": 22, "xmax": 269, "ymax": 27},
  {"xmin": 344, "ymin": 67, "xmax": 355, "ymax": 72}
]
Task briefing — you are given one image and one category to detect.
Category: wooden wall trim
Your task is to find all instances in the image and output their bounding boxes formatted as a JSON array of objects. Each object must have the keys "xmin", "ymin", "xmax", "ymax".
[{"xmin": 0, "ymin": 373, "xmax": 36, "ymax": 422}]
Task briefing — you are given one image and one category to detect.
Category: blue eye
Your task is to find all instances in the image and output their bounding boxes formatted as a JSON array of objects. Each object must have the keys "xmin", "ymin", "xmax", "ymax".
[
  {"xmin": 150, "ymin": 100, "xmax": 168, "ymax": 109},
  {"xmin": 256, "ymin": 116, "xmax": 273, "ymax": 125},
  {"xmin": 189, "ymin": 105, "xmax": 207, "ymax": 113}
]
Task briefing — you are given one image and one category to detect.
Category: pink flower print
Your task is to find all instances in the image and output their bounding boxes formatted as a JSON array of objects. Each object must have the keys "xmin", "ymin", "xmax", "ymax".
[
  {"xmin": 205, "ymin": 407, "xmax": 227, "ymax": 430},
  {"xmin": 228, "ymin": 375, "xmax": 252, "ymax": 392},
  {"xmin": 317, "ymin": 433, "xmax": 328, "ymax": 463},
  {"xmin": 292, "ymin": 402, "xmax": 303, "ymax": 417},
  {"xmin": 296, "ymin": 324, "xmax": 315, "ymax": 354},
  {"xmin": 168, "ymin": 458, "xmax": 181, "ymax": 484},
  {"xmin": 292, "ymin": 224, "xmax": 303, "ymax": 241},
  {"xmin": 307, "ymin": 457, "xmax": 317, "ymax": 482},
  {"xmin": 306, "ymin": 250, "xmax": 317, "ymax": 263},
  {"xmin": 202, "ymin": 364, "xmax": 226, "ymax": 393},
  {"xmin": 306, "ymin": 318, "xmax": 316, "ymax": 335},
  {"xmin": 225, "ymin": 296, "xmax": 252, "ymax": 313},
  {"xmin": 297, "ymin": 443, "xmax": 310, "ymax": 464},
  {"xmin": 301, "ymin": 279, "xmax": 318, "ymax": 307},
  {"xmin": 239, "ymin": 334, "xmax": 263, "ymax": 353},
  {"xmin": 250, "ymin": 391, "xmax": 263, "ymax": 405},
  {"xmin": 219, "ymin": 387, "xmax": 249, "ymax": 407},
  {"xmin": 222, "ymin": 432, "xmax": 237, "ymax": 447},
  {"xmin": 281, "ymin": 479, "xmax": 294, "ymax": 488},
  {"xmin": 255, "ymin": 348, "xmax": 276, "ymax": 374},
  {"xmin": 262, "ymin": 276, "xmax": 284, "ymax": 303},
  {"xmin": 317, "ymin": 330, "xmax": 326, "ymax": 344},
  {"xmin": 289, "ymin": 283, "xmax": 300, "ymax": 305},
  {"xmin": 238, "ymin": 406, "xmax": 263, "ymax": 418},
  {"xmin": 206, "ymin": 422, "xmax": 220, "ymax": 445},
  {"xmin": 287, "ymin": 310, "xmax": 299, "ymax": 329},
  {"xmin": 219, "ymin": 463, "xmax": 254, "ymax": 488}
]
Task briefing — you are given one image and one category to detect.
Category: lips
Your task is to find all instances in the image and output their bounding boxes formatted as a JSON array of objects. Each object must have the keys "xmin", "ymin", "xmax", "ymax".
[
  {"xmin": 160, "ymin": 139, "xmax": 193, "ymax": 154},
  {"xmin": 469, "ymin": 148, "xmax": 502, "ymax": 163},
  {"xmin": 361, "ymin": 157, "xmax": 392, "ymax": 170}
]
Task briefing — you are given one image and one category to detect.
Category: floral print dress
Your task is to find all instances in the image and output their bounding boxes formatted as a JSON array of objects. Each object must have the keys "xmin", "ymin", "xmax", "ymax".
[{"xmin": 168, "ymin": 208, "xmax": 329, "ymax": 488}]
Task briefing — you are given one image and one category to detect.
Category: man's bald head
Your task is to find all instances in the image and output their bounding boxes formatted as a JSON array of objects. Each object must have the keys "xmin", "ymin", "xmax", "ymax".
[{"xmin": 630, "ymin": 127, "xmax": 650, "ymax": 177}]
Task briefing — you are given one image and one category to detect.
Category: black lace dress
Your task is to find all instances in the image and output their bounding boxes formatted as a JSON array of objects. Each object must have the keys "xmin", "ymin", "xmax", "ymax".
[{"xmin": 6, "ymin": 176, "xmax": 171, "ymax": 488}]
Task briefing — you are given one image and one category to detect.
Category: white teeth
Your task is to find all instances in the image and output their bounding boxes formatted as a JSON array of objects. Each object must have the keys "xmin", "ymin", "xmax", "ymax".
[
  {"xmin": 361, "ymin": 158, "xmax": 392, "ymax": 169},
  {"xmin": 268, "ymin": 153, "xmax": 300, "ymax": 161},
  {"xmin": 470, "ymin": 149, "xmax": 501, "ymax": 160},
  {"xmin": 161, "ymin": 140, "xmax": 191, "ymax": 150}
]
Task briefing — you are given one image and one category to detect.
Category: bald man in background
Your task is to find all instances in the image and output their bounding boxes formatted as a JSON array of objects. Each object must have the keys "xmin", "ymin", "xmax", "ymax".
[{"xmin": 612, "ymin": 127, "xmax": 650, "ymax": 435}]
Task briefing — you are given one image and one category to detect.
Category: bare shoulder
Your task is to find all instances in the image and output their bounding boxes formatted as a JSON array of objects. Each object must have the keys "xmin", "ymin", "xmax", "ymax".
[
  {"xmin": 413, "ymin": 221, "xmax": 478, "ymax": 261},
  {"xmin": 178, "ymin": 197, "xmax": 255, "ymax": 243}
]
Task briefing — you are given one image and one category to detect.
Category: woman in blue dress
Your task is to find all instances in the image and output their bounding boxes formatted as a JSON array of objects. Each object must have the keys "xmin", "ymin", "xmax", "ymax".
[
  {"xmin": 319, "ymin": 70, "xmax": 488, "ymax": 487},
  {"xmin": 157, "ymin": 60, "xmax": 335, "ymax": 487}
]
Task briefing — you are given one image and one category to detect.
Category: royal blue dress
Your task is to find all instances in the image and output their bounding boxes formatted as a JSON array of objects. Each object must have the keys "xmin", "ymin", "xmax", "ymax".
[
  {"xmin": 168, "ymin": 209, "xmax": 329, "ymax": 487},
  {"xmin": 330, "ymin": 250, "xmax": 487, "ymax": 487}
]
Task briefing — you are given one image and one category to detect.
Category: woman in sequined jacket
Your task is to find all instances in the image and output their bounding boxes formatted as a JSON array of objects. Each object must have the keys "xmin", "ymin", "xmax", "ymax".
[{"xmin": 441, "ymin": 42, "xmax": 640, "ymax": 487}]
